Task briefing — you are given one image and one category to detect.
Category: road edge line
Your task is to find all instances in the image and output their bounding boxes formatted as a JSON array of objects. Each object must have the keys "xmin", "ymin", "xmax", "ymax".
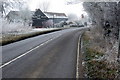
[{"xmin": 76, "ymin": 34, "xmax": 81, "ymax": 79}]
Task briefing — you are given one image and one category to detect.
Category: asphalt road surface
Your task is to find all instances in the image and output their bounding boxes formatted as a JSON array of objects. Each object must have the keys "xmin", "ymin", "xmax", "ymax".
[{"xmin": 2, "ymin": 28, "xmax": 86, "ymax": 78}]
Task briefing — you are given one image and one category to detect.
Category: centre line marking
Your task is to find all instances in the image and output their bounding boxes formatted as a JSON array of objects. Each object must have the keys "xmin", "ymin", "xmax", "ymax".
[{"xmin": 0, "ymin": 34, "xmax": 61, "ymax": 68}]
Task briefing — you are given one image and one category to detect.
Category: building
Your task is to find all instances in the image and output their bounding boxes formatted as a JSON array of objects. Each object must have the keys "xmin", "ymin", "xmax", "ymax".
[
  {"xmin": 6, "ymin": 9, "xmax": 68, "ymax": 28},
  {"xmin": 32, "ymin": 9, "xmax": 48, "ymax": 28},
  {"xmin": 32, "ymin": 9, "xmax": 68, "ymax": 28},
  {"xmin": 6, "ymin": 11, "xmax": 34, "ymax": 23},
  {"xmin": 6, "ymin": 11, "xmax": 22, "ymax": 23},
  {"xmin": 44, "ymin": 12, "xmax": 68, "ymax": 23},
  {"xmin": 44, "ymin": 12, "xmax": 68, "ymax": 27}
]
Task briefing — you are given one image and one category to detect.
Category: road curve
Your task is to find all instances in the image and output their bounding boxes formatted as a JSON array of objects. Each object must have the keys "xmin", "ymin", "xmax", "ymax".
[{"xmin": 2, "ymin": 28, "xmax": 85, "ymax": 78}]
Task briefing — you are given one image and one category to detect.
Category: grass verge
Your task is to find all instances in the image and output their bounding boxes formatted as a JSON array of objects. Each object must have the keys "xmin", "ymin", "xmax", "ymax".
[
  {"xmin": 0, "ymin": 28, "xmax": 63, "ymax": 46},
  {"xmin": 81, "ymin": 29, "xmax": 118, "ymax": 79}
]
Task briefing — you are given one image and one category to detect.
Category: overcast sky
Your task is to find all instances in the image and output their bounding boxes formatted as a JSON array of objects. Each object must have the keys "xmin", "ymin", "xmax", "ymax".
[{"xmin": 26, "ymin": 0, "xmax": 87, "ymax": 18}]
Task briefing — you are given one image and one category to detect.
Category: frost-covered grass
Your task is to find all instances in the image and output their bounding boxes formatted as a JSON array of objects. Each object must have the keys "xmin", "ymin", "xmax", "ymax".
[
  {"xmin": 1, "ymin": 28, "xmax": 63, "ymax": 46},
  {"xmin": 81, "ymin": 27, "xmax": 119, "ymax": 79},
  {"xmin": 0, "ymin": 16, "xmax": 65, "ymax": 45},
  {"xmin": 2, "ymin": 22, "xmax": 32, "ymax": 33}
]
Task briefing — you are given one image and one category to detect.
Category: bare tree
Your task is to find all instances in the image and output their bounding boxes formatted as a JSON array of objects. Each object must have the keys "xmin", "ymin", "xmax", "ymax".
[
  {"xmin": 38, "ymin": 0, "xmax": 50, "ymax": 12},
  {"xmin": 0, "ymin": 0, "xmax": 25, "ymax": 17},
  {"xmin": 68, "ymin": 13, "xmax": 78, "ymax": 21},
  {"xmin": 83, "ymin": 2, "xmax": 119, "ymax": 39},
  {"xmin": 0, "ymin": 1, "xmax": 9, "ymax": 17},
  {"xmin": 19, "ymin": 7, "xmax": 33, "ymax": 26}
]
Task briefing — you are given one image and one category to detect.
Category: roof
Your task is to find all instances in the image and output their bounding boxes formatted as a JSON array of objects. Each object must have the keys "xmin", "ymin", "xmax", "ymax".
[
  {"xmin": 6, "ymin": 11, "xmax": 19, "ymax": 17},
  {"xmin": 44, "ymin": 12, "xmax": 68, "ymax": 18},
  {"xmin": 6, "ymin": 11, "xmax": 34, "ymax": 18},
  {"xmin": 6, "ymin": 10, "xmax": 68, "ymax": 19}
]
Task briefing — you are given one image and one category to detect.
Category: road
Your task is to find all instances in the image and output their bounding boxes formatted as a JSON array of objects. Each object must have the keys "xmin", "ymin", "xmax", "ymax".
[{"xmin": 2, "ymin": 28, "xmax": 86, "ymax": 78}]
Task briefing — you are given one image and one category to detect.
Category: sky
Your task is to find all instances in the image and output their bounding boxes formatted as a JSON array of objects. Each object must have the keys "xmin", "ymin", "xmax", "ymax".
[{"xmin": 27, "ymin": 0, "xmax": 87, "ymax": 18}]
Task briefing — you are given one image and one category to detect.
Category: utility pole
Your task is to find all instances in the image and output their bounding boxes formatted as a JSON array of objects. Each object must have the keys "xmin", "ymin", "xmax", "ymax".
[
  {"xmin": 117, "ymin": 2, "xmax": 120, "ymax": 61},
  {"xmin": 118, "ymin": 8, "xmax": 120, "ymax": 63},
  {"xmin": 53, "ymin": 14, "xmax": 54, "ymax": 28},
  {"xmin": 117, "ymin": 1, "xmax": 120, "ymax": 79}
]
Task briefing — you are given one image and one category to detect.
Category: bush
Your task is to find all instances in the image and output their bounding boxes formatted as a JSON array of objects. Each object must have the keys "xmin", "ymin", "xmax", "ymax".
[{"xmin": 82, "ymin": 26, "xmax": 118, "ymax": 79}]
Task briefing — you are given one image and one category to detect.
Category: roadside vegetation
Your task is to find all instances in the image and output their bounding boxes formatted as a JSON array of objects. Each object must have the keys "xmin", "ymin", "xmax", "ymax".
[
  {"xmin": 0, "ymin": 28, "xmax": 63, "ymax": 46},
  {"xmin": 81, "ymin": 26, "xmax": 119, "ymax": 79},
  {"xmin": 81, "ymin": 2, "xmax": 119, "ymax": 79}
]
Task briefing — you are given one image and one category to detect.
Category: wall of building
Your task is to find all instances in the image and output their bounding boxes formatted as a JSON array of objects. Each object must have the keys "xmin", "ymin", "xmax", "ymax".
[{"xmin": 49, "ymin": 18, "xmax": 68, "ymax": 23}]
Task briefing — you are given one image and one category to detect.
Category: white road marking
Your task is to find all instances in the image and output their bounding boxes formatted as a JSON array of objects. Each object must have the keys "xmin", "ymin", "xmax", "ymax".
[
  {"xmin": 0, "ymin": 34, "xmax": 62, "ymax": 68},
  {"xmin": 76, "ymin": 35, "xmax": 81, "ymax": 79}
]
